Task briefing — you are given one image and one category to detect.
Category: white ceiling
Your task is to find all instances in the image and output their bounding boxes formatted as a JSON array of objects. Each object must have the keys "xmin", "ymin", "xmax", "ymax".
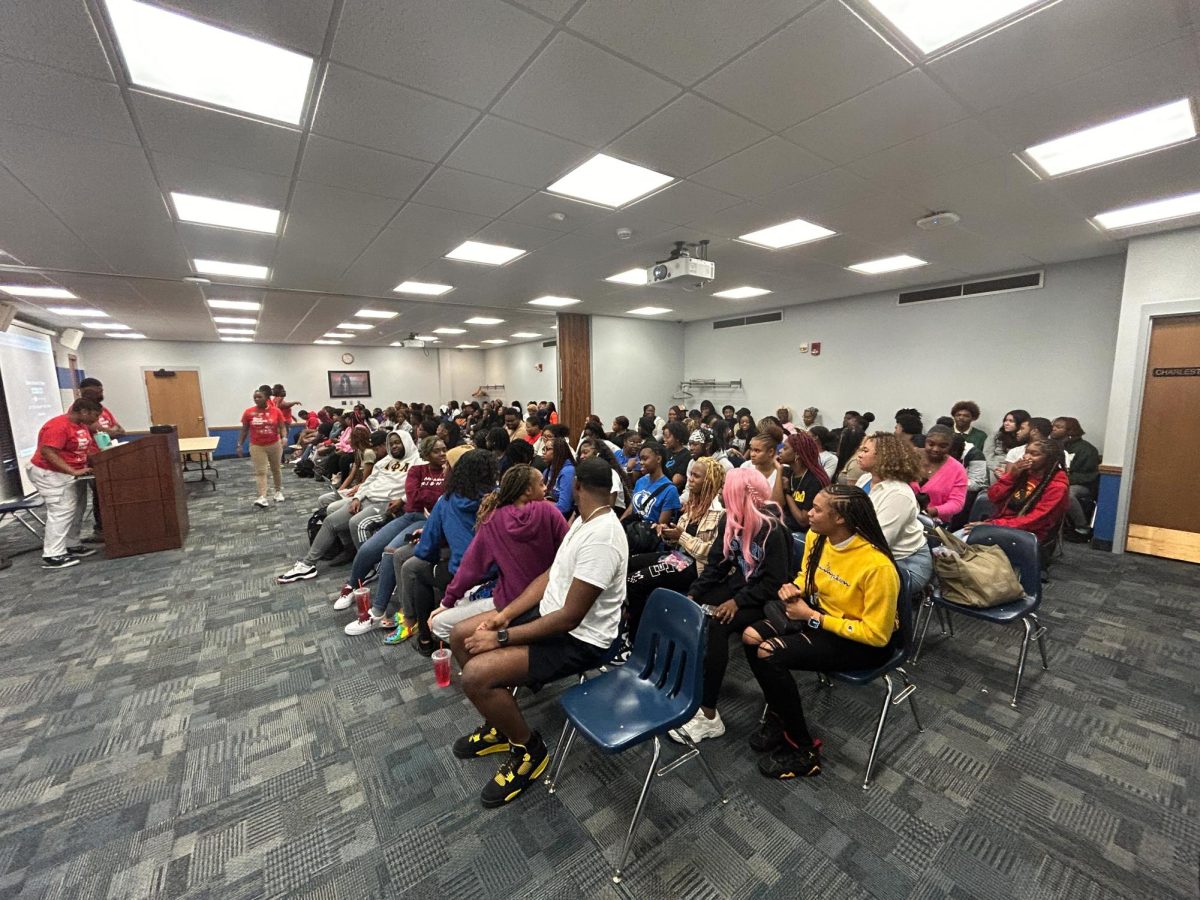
[{"xmin": 0, "ymin": 0, "xmax": 1198, "ymax": 347}]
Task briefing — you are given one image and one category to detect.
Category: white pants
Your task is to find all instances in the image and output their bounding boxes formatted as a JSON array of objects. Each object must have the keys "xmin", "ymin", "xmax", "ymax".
[
  {"xmin": 430, "ymin": 595, "xmax": 500, "ymax": 642},
  {"xmin": 27, "ymin": 465, "xmax": 87, "ymax": 558}
]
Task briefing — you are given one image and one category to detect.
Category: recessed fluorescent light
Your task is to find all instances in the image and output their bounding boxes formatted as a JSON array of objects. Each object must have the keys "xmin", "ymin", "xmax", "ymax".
[
  {"xmin": 104, "ymin": 0, "xmax": 313, "ymax": 124},
  {"xmin": 546, "ymin": 153, "xmax": 674, "ymax": 208},
  {"xmin": 217, "ymin": 327, "xmax": 255, "ymax": 335},
  {"xmin": 207, "ymin": 299, "xmax": 261, "ymax": 311},
  {"xmin": 414, "ymin": 335, "xmax": 438, "ymax": 342},
  {"xmin": 1023, "ymin": 99, "xmax": 1197, "ymax": 177},
  {"xmin": 47, "ymin": 306, "xmax": 106, "ymax": 317},
  {"xmin": 1093, "ymin": 189, "xmax": 1200, "ymax": 230},
  {"xmin": 511, "ymin": 332, "xmax": 543, "ymax": 338},
  {"xmin": 220, "ymin": 336, "xmax": 253, "ymax": 342},
  {"xmin": 605, "ymin": 268, "xmax": 648, "ymax": 285},
  {"xmin": 456, "ymin": 344, "xmax": 481, "ymax": 349},
  {"xmin": 434, "ymin": 327, "xmax": 466, "ymax": 334},
  {"xmin": 324, "ymin": 332, "xmax": 354, "ymax": 339},
  {"xmin": 355, "ymin": 309, "xmax": 398, "ymax": 319},
  {"xmin": 193, "ymin": 259, "xmax": 268, "ymax": 280},
  {"xmin": 847, "ymin": 254, "xmax": 928, "ymax": 275},
  {"xmin": 82, "ymin": 321, "xmax": 121, "ymax": 329},
  {"xmin": 212, "ymin": 315, "xmax": 257, "ymax": 325},
  {"xmin": 528, "ymin": 296, "xmax": 581, "ymax": 308},
  {"xmin": 0, "ymin": 285, "xmax": 77, "ymax": 299},
  {"xmin": 713, "ymin": 286, "xmax": 772, "ymax": 299},
  {"xmin": 481, "ymin": 339, "xmax": 508, "ymax": 344},
  {"xmin": 170, "ymin": 192, "xmax": 280, "ymax": 233},
  {"xmin": 107, "ymin": 332, "xmax": 146, "ymax": 339},
  {"xmin": 628, "ymin": 306, "xmax": 672, "ymax": 316},
  {"xmin": 393, "ymin": 280, "xmax": 454, "ymax": 296},
  {"xmin": 444, "ymin": 241, "xmax": 526, "ymax": 266},
  {"xmin": 314, "ymin": 339, "xmax": 342, "ymax": 345},
  {"xmin": 337, "ymin": 322, "xmax": 373, "ymax": 330},
  {"xmin": 739, "ymin": 218, "xmax": 836, "ymax": 249},
  {"xmin": 863, "ymin": 0, "xmax": 1044, "ymax": 55},
  {"xmin": 464, "ymin": 316, "xmax": 504, "ymax": 325}
]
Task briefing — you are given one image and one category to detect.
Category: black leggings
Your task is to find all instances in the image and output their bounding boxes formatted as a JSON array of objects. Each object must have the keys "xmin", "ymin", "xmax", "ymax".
[
  {"xmin": 625, "ymin": 552, "xmax": 697, "ymax": 636},
  {"xmin": 689, "ymin": 580, "xmax": 762, "ymax": 710},
  {"xmin": 744, "ymin": 620, "xmax": 891, "ymax": 745}
]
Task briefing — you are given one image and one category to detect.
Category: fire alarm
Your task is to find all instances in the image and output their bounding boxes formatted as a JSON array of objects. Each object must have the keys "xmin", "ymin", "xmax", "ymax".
[
  {"xmin": 534, "ymin": 363, "xmax": 543, "ymax": 372},
  {"xmin": 811, "ymin": 342, "xmax": 821, "ymax": 356},
  {"xmin": 797, "ymin": 343, "xmax": 809, "ymax": 353}
]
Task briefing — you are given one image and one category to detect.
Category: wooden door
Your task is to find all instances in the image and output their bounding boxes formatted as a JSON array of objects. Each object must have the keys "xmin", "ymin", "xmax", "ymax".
[
  {"xmin": 1126, "ymin": 314, "xmax": 1200, "ymax": 563},
  {"xmin": 144, "ymin": 369, "xmax": 208, "ymax": 438}
]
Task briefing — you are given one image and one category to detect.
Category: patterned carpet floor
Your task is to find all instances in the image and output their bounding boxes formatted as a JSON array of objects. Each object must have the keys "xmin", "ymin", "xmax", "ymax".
[{"xmin": 0, "ymin": 460, "xmax": 1197, "ymax": 899}]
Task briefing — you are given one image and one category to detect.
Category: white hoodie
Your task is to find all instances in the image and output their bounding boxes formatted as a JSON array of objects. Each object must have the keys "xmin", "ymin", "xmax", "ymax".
[{"xmin": 358, "ymin": 431, "xmax": 421, "ymax": 504}]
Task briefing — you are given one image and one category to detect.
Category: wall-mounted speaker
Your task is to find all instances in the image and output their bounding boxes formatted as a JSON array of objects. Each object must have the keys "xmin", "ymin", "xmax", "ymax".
[
  {"xmin": 60, "ymin": 327, "xmax": 84, "ymax": 350},
  {"xmin": 0, "ymin": 302, "xmax": 15, "ymax": 332}
]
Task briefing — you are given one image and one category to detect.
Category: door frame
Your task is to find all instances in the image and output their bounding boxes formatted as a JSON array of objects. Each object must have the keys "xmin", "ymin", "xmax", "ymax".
[
  {"xmin": 140, "ymin": 366, "xmax": 208, "ymax": 434},
  {"xmin": 1114, "ymin": 296, "xmax": 1200, "ymax": 554}
]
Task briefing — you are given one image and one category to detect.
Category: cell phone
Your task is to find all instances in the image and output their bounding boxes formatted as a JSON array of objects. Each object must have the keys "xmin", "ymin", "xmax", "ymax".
[{"xmin": 700, "ymin": 604, "xmax": 720, "ymax": 617}]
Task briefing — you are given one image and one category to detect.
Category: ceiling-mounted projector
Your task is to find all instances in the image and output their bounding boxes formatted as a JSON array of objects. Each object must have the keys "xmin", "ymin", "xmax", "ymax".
[
  {"xmin": 395, "ymin": 332, "xmax": 428, "ymax": 348},
  {"xmin": 647, "ymin": 240, "xmax": 715, "ymax": 286}
]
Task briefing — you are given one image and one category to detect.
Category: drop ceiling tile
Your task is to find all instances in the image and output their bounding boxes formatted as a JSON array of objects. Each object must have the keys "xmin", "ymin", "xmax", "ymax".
[
  {"xmin": 0, "ymin": 0, "xmax": 113, "ymax": 81},
  {"xmin": 783, "ymin": 70, "xmax": 969, "ymax": 163},
  {"xmin": 905, "ymin": 229, "xmax": 1039, "ymax": 276},
  {"xmin": 696, "ymin": 0, "xmax": 910, "ymax": 131},
  {"xmin": 160, "ymin": 0, "xmax": 336, "ymax": 54},
  {"xmin": 692, "ymin": 137, "xmax": 834, "ymax": 200},
  {"xmin": 412, "ymin": 168, "xmax": 534, "ymax": 218},
  {"xmin": 569, "ymin": 0, "xmax": 813, "ymax": 84},
  {"xmin": 152, "ymin": 153, "xmax": 292, "ymax": 208},
  {"xmin": 174, "ymin": 222, "xmax": 279, "ymax": 261},
  {"xmin": 469, "ymin": 219, "xmax": 563, "ymax": 253},
  {"xmin": 0, "ymin": 168, "xmax": 110, "ymax": 272},
  {"xmin": 608, "ymin": 94, "xmax": 770, "ymax": 177},
  {"xmin": 313, "ymin": 65, "xmax": 478, "ymax": 161},
  {"xmin": 847, "ymin": 119, "xmax": 1010, "ymax": 186},
  {"xmin": 445, "ymin": 116, "xmax": 590, "ymax": 188},
  {"xmin": 502, "ymin": 192, "xmax": 613, "ymax": 231},
  {"xmin": 508, "ymin": 0, "xmax": 577, "ymax": 21},
  {"xmin": 751, "ymin": 168, "xmax": 882, "ymax": 222},
  {"xmin": 133, "ymin": 92, "xmax": 302, "ymax": 176},
  {"xmin": 333, "ymin": 0, "xmax": 552, "ymax": 108},
  {"xmin": 625, "ymin": 180, "xmax": 742, "ymax": 226},
  {"xmin": 928, "ymin": 0, "xmax": 1187, "ymax": 112},
  {"xmin": 1050, "ymin": 140, "xmax": 1200, "ymax": 216},
  {"xmin": 299, "ymin": 135, "xmax": 433, "ymax": 199},
  {"xmin": 492, "ymin": 34, "xmax": 679, "ymax": 146},
  {"xmin": 0, "ymin": 57, "xmax": 138, "ymax": 145}
]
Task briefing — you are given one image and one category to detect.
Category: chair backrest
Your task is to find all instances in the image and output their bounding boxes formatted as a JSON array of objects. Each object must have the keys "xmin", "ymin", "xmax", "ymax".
[
  {"xmin": 966, "ymin": 525, "xmax": 1041, "ymax": 601},
  {"xmin": 893, "ymin": 570, "xmax": 914, "ymax": 658},
  {"xmin": 969, "ymin": 493, "xmax": 996, "ymax": 522},
  {"xmin": 631, "ymin": 589, "xmax": 709, "ymax": 707}
]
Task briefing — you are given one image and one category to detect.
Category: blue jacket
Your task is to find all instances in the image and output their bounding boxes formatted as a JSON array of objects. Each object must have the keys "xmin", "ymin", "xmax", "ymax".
[
  {"xmin": 415, "ymin": 493, "xmax": 481, "ymax": 574},
  {"xmin": 544, "ymin": 462, "xmax": 575, "ymax": 517}
]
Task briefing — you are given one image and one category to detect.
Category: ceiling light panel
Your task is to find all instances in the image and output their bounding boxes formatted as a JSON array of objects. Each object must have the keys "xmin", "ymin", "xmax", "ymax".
[
  {"xmin": 739, "ymin": 218, "xmax": 836, "ymax": 249},
  {"xmin": 170, "ymin": 192, "xmax": 281, "ymax": 233},
  {"xmin": 82, "ymin": 321, "xmax": 120, "ymax": 329},
  {"xmin": 464, "ymin": 317, "xmax": 504, "ymax": 325},
  {"xmin": 212, "ymin": 315, "xmax": 257, "ymax": 325},
  {"xmin": 847, "ymin": 254, "xmax": 928, "ymax": 274},
  {"xmin": 433, "ymin": 327, "xmax": 466, "ymax": 334},
  {"xmin": 108, "ymin": 332, "xmax": 147, "ymax": 339},
  {"xmin": 712, "ymin": 286, "xmax": 772, "ymax": 299},
  {"xmin": 324, "ymin": 332, "xmax": 353, "ymax": 338},
  {"xmin": 481, "ymin": 339, "xmax": 508, "ymax": 344},
  {"xmin": 217, "ymin": 327, "xmax": 255, "ymax": 335},
  {"xmin": 546, "ymin": 153, "xmax": 674, "ymax": 208},
  {"xmin": 414, "ymin": 335, "xmax": 438, "ymax": 341},
  {"xmin": 511, "ymin": 332, "xmax": 543, "ymax": 338},
  {"xmin": 394, "ymin": 281, "xmax": 454, "ymax": 295},
  {"xmin": 1093, "ymin": 190, "xmax": 1200, "ymax": 230},
  {"xmin": 193, "ymin": 259, "xmax": 269, "ymax": 280},
  {"xmin": 104, "ymin": 0, "xmax": 314, "ymax": 124},
  {"xmin": 337, "ymin": 323, "xmax": 374, "ymax": 330},
  {"xmin": 456, "ymin": 344, "xmax": 480, "ymax": 349},
  {"xmin": 528, "ymin": 296, "xmax": 581, "ymax": 307},
  {"xmin": 605, "ymin": 268, "xmax": 649, "ymax": 286},
  {"xmin": 356, "ymin": 309, "xmax": 399, "ymax": 319},
  {"xmin": 1023, "ymin": 99, "xmax": 1197, "ymax": 177},
  {"xmin": 628, "ymin": 306, "xmax": 672, "ymax": 316},
  {"xmin": 862, "ymin": 0, "xmax": 1045, "ymax": 55},
  {"xmin": 47, "ymin": 306, "xmax": 106, "ymax": 316},
  {"xmin": 220, "ymin": 336, "xmax": 253, "ymax": 342},
  {"xmin": 206, "ymin": 299, "xmax": 261, "ymax": 311},
  {"xmin": 314, "ymin": 339, "xmax": 342, "ymax": 344},
  {"xmin": 444, "ymin": 241, "xmax": 526, "ymax": 266},
  {"xmin": 0, "ymin": 285, "xmax": 77, "ymax": 299}
]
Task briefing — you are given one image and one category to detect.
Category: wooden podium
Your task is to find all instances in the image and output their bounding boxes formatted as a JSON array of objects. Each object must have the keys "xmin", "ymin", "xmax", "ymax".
[{"xmin": 93, "ymin": 431, "xmax": 189, "ymax": 559}]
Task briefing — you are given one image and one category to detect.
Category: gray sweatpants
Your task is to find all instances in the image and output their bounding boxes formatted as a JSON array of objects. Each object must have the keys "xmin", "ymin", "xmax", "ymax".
[{"xmin": 303, "ymin": 497, "xmax": 388, "ymax": 564}]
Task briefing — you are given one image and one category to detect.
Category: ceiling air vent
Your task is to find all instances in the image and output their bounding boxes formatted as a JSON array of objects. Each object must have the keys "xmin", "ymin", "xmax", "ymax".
[
  {"xmin": 712, "ymin": 310, "xmax": 783, "ymax": 330},
  {"xmin": 898, "ymin": 271, "xmax": 1043, "ymax": 305}
]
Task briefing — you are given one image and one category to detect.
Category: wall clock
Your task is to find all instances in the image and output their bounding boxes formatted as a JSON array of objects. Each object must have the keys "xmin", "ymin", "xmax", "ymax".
[{"xmin": 341, "ymin": 352, "xmax": 355, "ymax": 365}]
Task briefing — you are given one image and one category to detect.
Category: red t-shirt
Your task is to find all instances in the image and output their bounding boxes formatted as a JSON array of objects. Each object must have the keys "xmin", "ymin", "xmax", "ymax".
[
  {"xmin": 305, "ymin": 412, "xmax": 319, "ymax": 429},
  {"xmin": 96, "ymin": 406, "xmax": 119, "ymax": 432},
  {"xmin": 242, "ymin": 405, "xmax": 285, "ymax": 445},
  {"xmin": 32, "ymin": 414, "xmax": 93, "ymax": 471}
]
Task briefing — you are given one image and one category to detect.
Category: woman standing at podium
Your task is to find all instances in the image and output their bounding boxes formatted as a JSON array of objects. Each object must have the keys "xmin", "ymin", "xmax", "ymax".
[{"xmin": 237, "ymin": 389, "xmax": 288, "ymax": 508}]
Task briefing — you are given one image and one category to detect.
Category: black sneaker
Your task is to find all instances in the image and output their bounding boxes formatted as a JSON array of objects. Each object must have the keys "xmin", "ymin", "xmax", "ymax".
[
  {"xmin": 480, "ymin": 733, "xmax": 549, "ymax": 808},
  {"xmin": 80, "ymin": 534, "xmax": 105, "ymax": 545},
  {"xmin": 453, "ymin": 724, "xmax": 510, "ymax": 759},
  {"xmin": 66, "ymin": 545, "xmax": 97, "ymax": 558},
  {"xmin": 41, "ymin": 555, "xmax": 80, "ymax": 569},
  {"xmin": 758, "ymin": 744, "xmax": 821, "ymax": 780},
  {"xmin": 749, "ymin": 712, "xmax": 785, "ymax": 753}
]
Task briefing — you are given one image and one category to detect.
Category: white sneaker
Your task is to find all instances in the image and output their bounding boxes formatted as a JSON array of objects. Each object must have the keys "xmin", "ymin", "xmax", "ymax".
[
  {"xmin": 274, "ymin": 490, "xmax": 285, "ymax": 502},
  {"xmin": 254, "ymin": 496, "xmax": 269, "ymax": 508},
  {"xmin": 669, "ymin": 709, "xmax": 725, "ymax": 744},
  {"xmin": 332, "ymin": 585, "xmax": 354, "ymax": 610},
  {"xmin": 344, "ymin": 615, "xmax": 383, "ymax": 635},
  {"xmin": 276, "ymin": 562, "xmax": 318, "ymax": 584}
]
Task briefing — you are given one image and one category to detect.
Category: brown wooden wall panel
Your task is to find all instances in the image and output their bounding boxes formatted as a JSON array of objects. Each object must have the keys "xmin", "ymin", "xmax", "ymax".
[{"xmin": 556, "ymin": 312, "xmax": 592, "ymax": 441}]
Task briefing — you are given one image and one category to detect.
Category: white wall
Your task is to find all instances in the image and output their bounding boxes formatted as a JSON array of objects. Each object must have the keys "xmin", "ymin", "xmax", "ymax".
[
  {"xmin": 1102, "ymin": 227, "xmax": 1200, "ymax": 463},
  {"xmin": 683, "ymin": 256, "xmax": 1126, "ymax": 449},
  {"xmin": 482, "ymin": 338, "xmax": 558, "ymax": 410},
  {"xmin": 590, "ymin": 315, "xmax": 685, "ymax": 426}
]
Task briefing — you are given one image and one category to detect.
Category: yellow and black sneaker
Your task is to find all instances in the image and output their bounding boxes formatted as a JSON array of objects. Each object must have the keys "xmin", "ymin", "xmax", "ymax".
[
  {"xmin": 480, "ymin": 732, "xmax": 549, "ymax": 808},
  {"xmin": 758, "ymin": 744, "xmax": 821, "ymax": 779},
  {"xmin": 453, "ymin": 724, "xmax": 510, "ymax": 759}
]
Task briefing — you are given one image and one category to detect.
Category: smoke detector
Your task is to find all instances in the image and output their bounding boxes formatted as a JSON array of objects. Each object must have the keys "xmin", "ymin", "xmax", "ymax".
[
  {"xmin": 916, "ymin": 211, "xmax": 961, "ymax": 230},
  {"xmin": 616, "ymin": 227, "xmax": 633, "ymax": 240}
]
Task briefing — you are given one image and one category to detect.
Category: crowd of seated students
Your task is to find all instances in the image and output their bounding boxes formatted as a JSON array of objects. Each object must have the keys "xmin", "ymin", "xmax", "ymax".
[{"xmin": 265, "ymin": 394, "xmax": 1086, "ymax": 800}]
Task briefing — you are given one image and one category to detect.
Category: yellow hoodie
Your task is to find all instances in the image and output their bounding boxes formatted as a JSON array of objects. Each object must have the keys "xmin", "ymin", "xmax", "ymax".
[{"xmin": 793, "ymin": 532, "xmax": 900, "ymax": 648}]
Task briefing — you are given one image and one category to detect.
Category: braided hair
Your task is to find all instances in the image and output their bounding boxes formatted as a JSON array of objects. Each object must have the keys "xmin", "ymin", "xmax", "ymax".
[
  {"xmin": 476, "ymin": 464, "xmax": 538, "ymax": 526},
  {"xmin": 784, "ymin": 431, "xmax": 830, "ymax": 487},
  {"xmin": 1002, "ymin": 438, "xmax": 1066, "ymax": 516},
  {"xmin": 682, "ymin": 456, "xmax": 725, "ymax": 523},
  {"xmin": 579, "ymin": 437, "xmax": 630, "ymax": 508},
  {"xmin": 802, "ymin": 484, "xmax": 897, "ymax": 599}
]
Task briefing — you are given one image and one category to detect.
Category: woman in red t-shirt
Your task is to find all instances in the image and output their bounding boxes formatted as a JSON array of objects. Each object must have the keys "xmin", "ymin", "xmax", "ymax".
[{"xmin": 238, "ymin": 389, "xmax": 287, "ymax": 508}]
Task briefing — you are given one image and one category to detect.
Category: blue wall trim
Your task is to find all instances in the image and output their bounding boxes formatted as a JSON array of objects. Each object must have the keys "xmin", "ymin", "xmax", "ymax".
[{"xmin": 1093, "ymin": 471, "xmax": 1120, "ymax": 545}]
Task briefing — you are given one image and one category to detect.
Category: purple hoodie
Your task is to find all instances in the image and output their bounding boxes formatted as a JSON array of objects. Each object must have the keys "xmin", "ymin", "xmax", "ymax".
[{"xmin": 441, "ymin": 499, "xmax": 568, "ymax": 610}]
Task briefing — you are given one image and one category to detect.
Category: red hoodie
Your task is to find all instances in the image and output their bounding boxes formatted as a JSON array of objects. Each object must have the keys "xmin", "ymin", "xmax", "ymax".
[
  {"xmin": 986, "ymin": 469, "xmax": 1069, "ymax": 541},
  {"xmin": 404, "ymin": 463, "xmax": 446, "ymax": 515}
]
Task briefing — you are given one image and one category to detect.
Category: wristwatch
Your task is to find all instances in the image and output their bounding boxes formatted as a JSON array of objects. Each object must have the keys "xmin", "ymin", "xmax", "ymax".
[
  {"xmin": 807, "ymin": 613, "xmax": 822, "ymax": 630},
  {"xmin": 497, "ymin": 628, "xmax": 509, "ymax": 647}
]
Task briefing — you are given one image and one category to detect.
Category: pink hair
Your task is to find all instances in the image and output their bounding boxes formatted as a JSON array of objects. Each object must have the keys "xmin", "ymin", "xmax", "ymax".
[{"xmin": 721, "ymin": 467, "xmax": 780, "ymax": 575}]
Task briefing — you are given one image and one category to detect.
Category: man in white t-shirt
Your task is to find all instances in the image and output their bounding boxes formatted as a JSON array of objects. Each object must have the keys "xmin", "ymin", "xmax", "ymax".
[{"xmin": 449, "ymin": 457, "xmax": 629, "ymax": 809}]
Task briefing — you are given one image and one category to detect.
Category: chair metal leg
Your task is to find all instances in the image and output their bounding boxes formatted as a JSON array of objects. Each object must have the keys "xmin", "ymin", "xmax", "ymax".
[
  {"xmin": 912, "ymin": 597, "xmax": 935, "ymax": 663},
  {"xmin": 862, "ymin": 674, "xmax": 895, "ymax": 790},
  {"xmin": 1011, "ymin": 617, "xmax": 1034, "ymax": 708},
  {"xmin": 13, "ymin": 514, "xmax": 42, "ymax": 538},
  {"xmin": 674, "ymin": 730, "xmax": 727, "ymax": 805},
  {"xmin": 897, "ymin": 667, "xmax": 923, "ymax": 733},
  {"xmin": 935, "ymin": 605, "xmax": 949, "ymax": 635},
  {"xmin": 612, "ymin": 736, "xmax": 661, "ymax": 884},
  {"xmin": 545, "ymin": 722, "xmax": 577, "ymax": 795},
  {"xmin": 1029, "ymin": 612, "xmax": 1050, "ymax": 670},
  {"xmin": 758, "ymin": 702, "xmax": 769, "ymax": 725}
]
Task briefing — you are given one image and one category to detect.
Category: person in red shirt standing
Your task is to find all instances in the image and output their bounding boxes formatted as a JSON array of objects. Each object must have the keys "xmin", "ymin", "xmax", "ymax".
[
  {"xmin": 28, "ymin": 397, "xmax": 103, "ymax": 568},
  {"xmin": 77, "ymin": 377, "xmax": 124, "ymax": 544},
  {"xmin": 237, "ymin": 389, "xmax": 287, "ymax": 509}
]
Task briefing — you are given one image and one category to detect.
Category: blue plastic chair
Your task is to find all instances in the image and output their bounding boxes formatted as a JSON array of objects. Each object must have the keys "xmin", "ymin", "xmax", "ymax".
[
  {"xmin": 547, "ymin": 588, "xmax": 726, "ymax": 884},
  {"xmin": 912, "ymin": 525, "xmax": 1048, "ymax": 707}
]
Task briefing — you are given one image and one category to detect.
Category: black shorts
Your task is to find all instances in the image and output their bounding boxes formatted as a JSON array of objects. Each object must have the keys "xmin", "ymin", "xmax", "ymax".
[{"xmin": 510, "ymin": 608, "xmax": 612, "ymax": 687}]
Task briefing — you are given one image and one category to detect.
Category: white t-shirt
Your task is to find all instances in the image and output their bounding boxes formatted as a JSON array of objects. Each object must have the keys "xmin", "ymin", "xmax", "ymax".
[
  {"xmin": 610, "ymin": 468, "xmax": 627, "ymax": 510},
  {"xmin": 1004, "ymin": 446, "xmax": 1025, "ymax": 464},
  {"xmin": 819, "ymin": 451, "xmax": 838, "ymax": 479},
  {"xmin": 539, "ymin": 509, "xmax": 628, "ymax": 648},
  {"xmin": 738, "ymin": 459, "xmax": 778, "ymax": 488},
  {"xmin": 855, "ymin": 474, "xmax": 926, "ymax": 559}
]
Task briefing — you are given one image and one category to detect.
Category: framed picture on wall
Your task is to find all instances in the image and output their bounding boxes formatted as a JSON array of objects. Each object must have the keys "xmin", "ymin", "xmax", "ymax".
[{"xmin": 328, "ymin": 370, "xmax": 371, "ymax": 399}]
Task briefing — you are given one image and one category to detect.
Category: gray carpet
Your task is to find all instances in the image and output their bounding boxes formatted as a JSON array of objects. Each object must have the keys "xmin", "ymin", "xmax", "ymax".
[{"xmin": 0, "ymin": 459, "xmax": 1197, "ymax": 899}]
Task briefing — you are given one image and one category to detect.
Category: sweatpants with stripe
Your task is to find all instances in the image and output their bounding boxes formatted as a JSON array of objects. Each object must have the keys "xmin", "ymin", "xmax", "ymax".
[{"xmin": 27, "ymin": 466, "xmax": 87, "ymax": 558}]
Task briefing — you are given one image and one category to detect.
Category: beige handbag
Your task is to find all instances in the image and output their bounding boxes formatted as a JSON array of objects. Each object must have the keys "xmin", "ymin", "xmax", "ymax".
[{"xmin": 931, "ymin": 527, "xmax": 1025, "ymax": 608}]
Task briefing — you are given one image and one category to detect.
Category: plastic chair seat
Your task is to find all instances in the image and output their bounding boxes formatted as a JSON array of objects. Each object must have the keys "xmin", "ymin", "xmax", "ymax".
[
  {"xmin": 560, "ymin": 671, "xmax": 692, "ymax": 753},
  {"xmin": 931, "ymin": 592, "xmax": 1038, "ymax": 623},
  {"xmin": 0, "ymin": 497, "xmax": 44, "ymax": 513},
  {"xmin": 829, "ymin": 645, "xmax": 905, "ymax": 686}
]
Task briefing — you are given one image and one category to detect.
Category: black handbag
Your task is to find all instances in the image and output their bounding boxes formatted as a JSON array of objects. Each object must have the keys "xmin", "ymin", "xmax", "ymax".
[
  {"xmin": 306, "ymin": 510, "xmax": 326, "ymax": 545},
  {"xmin": 624, "ymin": 481, "xmax": 671, "ymax": 553}
]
